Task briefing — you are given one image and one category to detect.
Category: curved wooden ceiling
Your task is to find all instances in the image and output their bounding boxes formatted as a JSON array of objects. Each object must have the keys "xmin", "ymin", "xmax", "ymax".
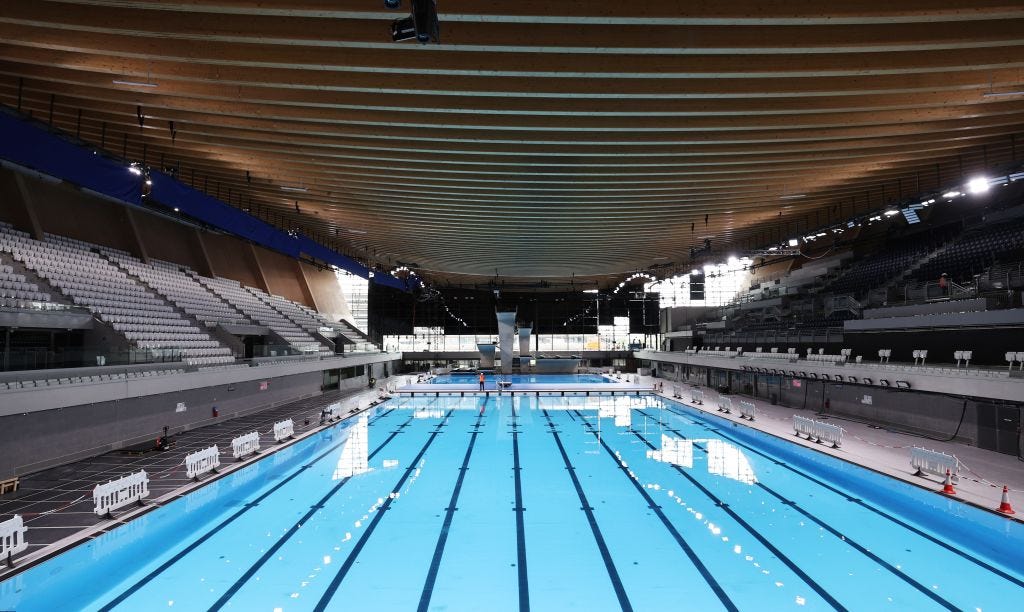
[{"xmin": 2, "ymin": 1, "xmax": 1024, "ymax": 282}]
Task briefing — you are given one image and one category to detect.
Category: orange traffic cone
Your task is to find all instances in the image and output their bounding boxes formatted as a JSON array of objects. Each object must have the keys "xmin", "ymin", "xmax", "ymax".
[
  {"xmin": 997, "ymin": 485, "xmax": 1015, "ymax": 515},
  {"xmin": 940, "ymin": 469, "xmax": 956, "ymax": 496}
]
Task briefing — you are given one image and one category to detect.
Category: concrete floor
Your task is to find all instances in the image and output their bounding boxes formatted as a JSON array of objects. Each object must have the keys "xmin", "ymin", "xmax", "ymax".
[
  {"xmin": 0, "ymin": 378, "xmax": 396, "ymax": 579},
  {"xmin": 649, "ymin": 377, "xmax": 1024, "ymax": 523}
]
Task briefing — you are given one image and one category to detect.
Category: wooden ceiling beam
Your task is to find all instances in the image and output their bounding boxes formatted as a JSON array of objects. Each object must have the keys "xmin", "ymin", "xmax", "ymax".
[
  {"xmin": 6, "ymin": 3, "xmax": 1024, "ymax": 52},
  {"xmin": 4, "ymin": 24, "xmax": 1024, "ymax": 78},
  {"xmin": 39, "ymin": 0, "xmax": 1024, "ymax": 23}
]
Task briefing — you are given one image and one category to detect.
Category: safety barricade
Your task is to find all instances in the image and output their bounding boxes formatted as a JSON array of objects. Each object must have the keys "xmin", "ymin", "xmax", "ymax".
[
  {"xmin": 631, "ymin": 374, "xmax": 640, "ymax": 384},
  {"xmin": 690, "ymin": 388, "xmax": 704, "ymax": 405},
  {"xmin": 232, "ymin": 431, "xmax": 261, "ymax": 460},
  {"xmin": 717, "ymin": 395, "xmax": 733, "ymax": 414},
  {"xmin": 793, "ymin": 415, "xmax": 844, "ymax": 448},
  {"xmin": 273, "ymin": 419, "xmax": 294, "ymax": 443},
  {"xmin": 0, "ymin": 514, "xmax": 28, "ymax": 566},
  {"xmin": 738, "ymin": 400, "xmax": 757, "ymax": 421},
  {"xmin": 672, "ymin": 384, "xmax": 683, "ymax": 399},
  {"xmin": 910, "ymin": 447, "xmax": 960, "ymax": 483},
  {"xmin": 93, "ymin": 470, "xmax": 149, "ymax": 517},
  {"xmin": 322, "ymin": 402, "xmax": 342, "ymax": 422},
  {"xmin": 185, "ymin": 445, "xmax": 220, "ymax": 480}
]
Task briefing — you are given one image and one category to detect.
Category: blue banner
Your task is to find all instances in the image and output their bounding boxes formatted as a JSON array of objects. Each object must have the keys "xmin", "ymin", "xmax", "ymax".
[
  {"xmin": 0, "ymin": 110, "xmax": 406, "ymax": 289},
  {"xmin": 0, "ymin": 111, "xmax": 141, "ymax": 205}
]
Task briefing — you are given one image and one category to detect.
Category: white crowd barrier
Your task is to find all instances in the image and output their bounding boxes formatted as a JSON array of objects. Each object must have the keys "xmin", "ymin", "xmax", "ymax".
[
  {"xmin": 690, "ymin": 388, "xmax": 704, "ymax": 405},
  {"xmin": 672, "ymin": 384, "xmax": 683, "ymax": 399},
  {"xmin": 717, "ymin": 395, "xmax": 733, "ymax": 414},
  {"xmin": 631, "ymin": 374, "xmax": 640, "ymax": 384},
  {"xmin": 232, "ymin": 431, "xmax": 261, "ymax": 459},
  {"xmin": 738, "ymin": 400, "xmax": 757, "ymax": 421},
  {"xmin": 793, "ymin": 415, "xmax": 845, "ymax": 448},
  {"xmin": 185, "ymin": 445, "xmax": 221, "ymax": 480},
  {"xmin": 910, "ymin": 447, "xmax": 961, "ymax": 482},
  {"xmin": 273, "ymin": 419, "xmax": 294, "ymax": 443},
  {"xmin": 321, "ymin": 402, "xmax": 342, "ymax": 422},
  {"xmin": 93, "ymin": 470, "xmax": 149, "ymax": 517},
  {"xmin": 0, "ymin": 514, "xmax": 28, "ymax": 565}
]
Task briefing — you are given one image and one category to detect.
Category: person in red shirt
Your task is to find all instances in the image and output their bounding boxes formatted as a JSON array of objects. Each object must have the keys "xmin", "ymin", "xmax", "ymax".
[{"xmin": 478, "ymin": 372, "xmax": 485, "ymax": 391}]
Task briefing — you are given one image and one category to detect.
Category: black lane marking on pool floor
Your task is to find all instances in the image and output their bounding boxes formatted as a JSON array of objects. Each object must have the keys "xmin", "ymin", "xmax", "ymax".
[
  {"xmin": 661, "ymin": 403, "xmax": 1024, "ymax": 590},
  {"xmin": 511, "ymin": 401, "xmax": 531, "ymax": 612},
  {"xmin": 417, "ymin": 400, "xmax": 486, "ymax": 612},
  {"xmin": 312, "ymin": 410, "xmax": 455, "ymax": 612},
  {"xmin": 645, "ymin": 408, "xmax": 961, "ymax": 611},
  {"xmin": 567, "ymin": 410, "xmax": 738, "ymax": 612},
  {"xmin": 97, "ymin": 408, "xmax": 403, "ymax": 612},
  {"xmin": 628, "ymin": 410, "xmax": 846, "ymax": 610},
  {"xmin": 542, "ymin": 409, "xmax": 633, "ymax": 612},
  {"xmin": 206, "ymin": 407, "xmax": 434, "ymax": 611}
]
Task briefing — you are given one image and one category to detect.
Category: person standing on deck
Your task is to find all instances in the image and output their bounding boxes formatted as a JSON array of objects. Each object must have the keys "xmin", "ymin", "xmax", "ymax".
[{"xmin": 478, "ymin": 372, "xmax": 486, "ymax": 391}]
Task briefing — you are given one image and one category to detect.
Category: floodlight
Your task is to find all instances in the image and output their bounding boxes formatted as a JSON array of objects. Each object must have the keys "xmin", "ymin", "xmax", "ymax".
[{"xmin": 967, "ymin": 177, "xmax": 990, "ymax": 194}]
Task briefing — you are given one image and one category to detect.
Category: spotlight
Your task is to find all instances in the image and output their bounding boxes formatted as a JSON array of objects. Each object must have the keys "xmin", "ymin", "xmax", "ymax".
[
  {"xmin": 788, "ymin": 239, "xmax": 799, "ymax": 247},
  {"xmin": 967, "ymin": 177, "xmax": 990, "ymax": 194}
]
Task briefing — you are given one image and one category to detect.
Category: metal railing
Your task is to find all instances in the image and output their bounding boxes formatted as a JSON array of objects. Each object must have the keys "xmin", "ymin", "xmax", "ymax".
[{"xmin": 1, "ymin": 347, "xmax": 185, "ymax": 372}]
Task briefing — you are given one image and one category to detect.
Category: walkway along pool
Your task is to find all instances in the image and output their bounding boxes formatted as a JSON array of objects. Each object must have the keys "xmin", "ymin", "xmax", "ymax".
[{"xmin": 1, "ymin": 394, "xmax": 1022, "ymax": 611}]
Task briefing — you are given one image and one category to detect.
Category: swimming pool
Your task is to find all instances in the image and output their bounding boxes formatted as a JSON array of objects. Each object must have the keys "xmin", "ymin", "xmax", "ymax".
[
  {"xmin": 429, "ymin": 373, "xmax": 611, "ymax": 384},
  {"xmin": 2, "ymin": 394, "xmax": 1022, "ymax": 610}
]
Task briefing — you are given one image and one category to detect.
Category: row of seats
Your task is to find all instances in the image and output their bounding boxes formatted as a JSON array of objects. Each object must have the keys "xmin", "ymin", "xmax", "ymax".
[
  {"xmin": 249, "ymin": 288, "xmax": 334, "ymax": 355},
  {"xmin": 105, "ymin": 253, "xmax": 254, "ymax": 327},
  {"xmin": 197, "ymin": 275, "xmax": 327, "ymax": 353},
  {"xmin": 0, "ymin": 259, "xmax": 52, "ymax": 303},
  {"xmin": 912, "ymin": 219, "xmax": 1024, "ymax": 283},
  {"xmin": 822, "ymin": 231, "xmax": 948, "ymax": 297},
  {"xmin": 0, "ymin": 223, "xmax": 351, "ymax": 361},
  {"xmin": 0, "ymin": 368, "xmax": 186, "ymax": 390},
  {"xmin": 0, "ymin": 227, "xmax": 235, "ymax": 366}
]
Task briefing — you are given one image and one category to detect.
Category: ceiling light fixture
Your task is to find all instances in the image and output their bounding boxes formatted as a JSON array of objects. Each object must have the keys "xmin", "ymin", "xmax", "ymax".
[
  {"xmin": 112, "ymin": 79, "xmax": 158, "ymax": 88},
  {"xmin": 982, "ymin": 90, "xmax": 1024, "ymax": 98}
]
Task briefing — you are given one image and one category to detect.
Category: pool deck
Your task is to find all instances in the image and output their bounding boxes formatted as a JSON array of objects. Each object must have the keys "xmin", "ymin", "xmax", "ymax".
[
  {"xmin": 3, "ymin": 372, "xmax": 1021, "ymax": 581},
  {"xmin": 0, "ymin": 379, "xmax": 397, "ymax": 580},
  {"xmin": 651, "ymin": 376, "xmax": 1024, "ymax": 524},
  {"xmin": 397, "ymin": 380, "xmax": 651, "ymax": 395}
]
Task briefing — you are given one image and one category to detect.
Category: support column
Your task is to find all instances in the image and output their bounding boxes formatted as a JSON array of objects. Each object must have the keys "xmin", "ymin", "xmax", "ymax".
[
  {"xmin": 294, "ymin": 260, "xmax": 317, "ymax": 309},
  {"xmin": 247, "ymin": 243, "xmax": 271, "ymax": 293},
  {"xmin": 518, "ymin": 327, "xmax": 532, "ymax": 356},
  {"xmin": 193, "ymin": 229, "xmax": 216, "ymax": 277},
  {"xmin": 122, "ymin": 208, "xmax": 149, "ymax": 264},
  {"xmin": 477, "ymin": 344, "xmax": 496, "ymax": 369},
  {"xmin": 12, "ymin": 173, "xmax": 45, "ymax": 240},
  {"xmin": 496, "ymin": 310, "xmax": 517, "ymax": 374}
]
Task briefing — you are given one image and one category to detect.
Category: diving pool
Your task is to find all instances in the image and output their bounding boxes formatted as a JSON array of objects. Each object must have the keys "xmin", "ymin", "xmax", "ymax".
[
  {"xmin": 2, "ymin": 394, "xmax": 1022, "ymax": 611},
  {"xmin": 428, "ymin": 373, "xmax": 611, "ymax": 384}
]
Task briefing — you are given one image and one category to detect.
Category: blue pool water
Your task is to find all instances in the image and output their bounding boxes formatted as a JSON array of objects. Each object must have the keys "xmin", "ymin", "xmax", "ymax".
[
  {"xmin": 429, "ymin": 373, "xmax": 611, "ymax": 384},
  {"xmin": 2, "ymin": 395, "xmax": 1023, "ymax": 611}
]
